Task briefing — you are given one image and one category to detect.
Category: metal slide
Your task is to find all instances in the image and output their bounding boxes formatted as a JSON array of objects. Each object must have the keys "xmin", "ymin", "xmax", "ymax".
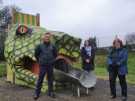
[{"xmin": 54, "ymin": 59, "xmax": 97, "ymax": 96}]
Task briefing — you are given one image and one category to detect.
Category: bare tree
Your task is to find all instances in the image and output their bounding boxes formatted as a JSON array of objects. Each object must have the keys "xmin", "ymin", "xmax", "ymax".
[
  {"xmin": 125, "ymin": 33, "xmax": 135, "ymax": 51},
  {"xmin": 0, "ymin": 5, "xmax": 21, "ymax": 60},
  {"xmin": 88, "ymin": 37, "xmax": 97, "ymax": 49},
  {"xmin": 125, "ymin": 33, "xmax": 135, "ymax": 45}
]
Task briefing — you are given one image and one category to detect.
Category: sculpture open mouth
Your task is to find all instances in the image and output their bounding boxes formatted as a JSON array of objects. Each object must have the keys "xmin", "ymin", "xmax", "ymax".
[
  {"xmin": 15, "ymin": 54, "xmax": 71, "ymax": 75},
  {"xmin": 14, "ymin": 55, "xmax": 40, "ymax": 84},
  {"xmin": 14, "ymin": 53, "xmax": 73, "ymax": 85}
]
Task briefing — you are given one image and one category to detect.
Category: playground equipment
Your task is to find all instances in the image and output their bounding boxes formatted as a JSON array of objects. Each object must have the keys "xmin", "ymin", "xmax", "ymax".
[{"xmin": 5, "ymin": 12, "xmax": 96, "ymax": 96}]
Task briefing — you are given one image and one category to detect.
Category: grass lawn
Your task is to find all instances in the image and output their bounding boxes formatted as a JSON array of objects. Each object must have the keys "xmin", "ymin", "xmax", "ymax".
[
  {"xmin": 0, "ymin": 52, "xmax": 135, "ymax": 84},
  {"xmin": 95, "ymin": 52, "xmax": 135, "ymax": 85},
  {"xmin": 73, "ymin": 52, "xmax": 135, "ymax": 84},
  {"xmin": 0, "ymin": 62, "xmax": 6, "ymax": 77}
]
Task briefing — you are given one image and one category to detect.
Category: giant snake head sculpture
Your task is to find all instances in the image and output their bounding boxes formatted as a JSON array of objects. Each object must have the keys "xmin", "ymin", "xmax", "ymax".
[{"xmin": 4, "ymin": 24, "xmax": 81, "ymax": 91}]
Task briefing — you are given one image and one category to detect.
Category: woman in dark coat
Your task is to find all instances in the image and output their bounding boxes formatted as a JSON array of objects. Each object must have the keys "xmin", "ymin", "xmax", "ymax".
[
  {"xmin": 81, "ymin": 40, "xmax": 95, "ymax": 72},
  {"xmin": 107, "ymin": 38, "xmax": 128, "ymax": 101}
]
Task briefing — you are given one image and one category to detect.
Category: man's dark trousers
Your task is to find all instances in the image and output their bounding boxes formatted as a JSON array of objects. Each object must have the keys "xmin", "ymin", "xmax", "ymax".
[
  {"xmin": 35, "ymin": 64, "xmax": 54, "ymax": 96},
  {"xmin": 109, "ymin": 67, "xmax": 127, "ymax": 97}
]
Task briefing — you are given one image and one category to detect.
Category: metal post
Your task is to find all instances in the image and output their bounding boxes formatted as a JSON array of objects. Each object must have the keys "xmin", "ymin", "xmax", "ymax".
[
  {"xmin": 36, "ymin": 13, "xmax": 40, "ymax": 26},
  {"xmin": 86, "ymin": 88, "xmax": 89, "ymax": 95},
  {"xmin": 77, "ymin": 87, "xmax": 80, "ymax": 97},
  {"xmin": 13, "ymin": 70, "xmax": 15, "ymax": 84}
]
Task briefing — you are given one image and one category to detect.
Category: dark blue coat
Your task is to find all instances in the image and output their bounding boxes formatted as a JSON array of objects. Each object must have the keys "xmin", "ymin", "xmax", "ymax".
[
  {"xmin": 107, "ymin": 48, "xmax": 128, "ymax": 75},
  {"xmin": 35, "ymin": 42, "xmax": 57, "ymax": 65},
  {"xmin": 81, "ymin": 46, "xmax": 95, "ymax": 71}
]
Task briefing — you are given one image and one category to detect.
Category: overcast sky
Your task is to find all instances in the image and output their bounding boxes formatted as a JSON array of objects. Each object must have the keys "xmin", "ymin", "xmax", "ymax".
[{"xmin": 3, "ymin": 0, "xmax": 135, "ymax": 47}]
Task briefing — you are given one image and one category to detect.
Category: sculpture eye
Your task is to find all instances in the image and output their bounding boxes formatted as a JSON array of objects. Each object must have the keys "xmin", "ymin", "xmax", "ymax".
[{"xmin": 16, "ymin": 25, "xmax": 32, "ymax": 36}]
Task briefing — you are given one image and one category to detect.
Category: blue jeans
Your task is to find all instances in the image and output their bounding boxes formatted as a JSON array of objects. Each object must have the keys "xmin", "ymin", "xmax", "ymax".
[{"xmin": 35, "ymin": 64, "xmax": 54, "ymax": 96}]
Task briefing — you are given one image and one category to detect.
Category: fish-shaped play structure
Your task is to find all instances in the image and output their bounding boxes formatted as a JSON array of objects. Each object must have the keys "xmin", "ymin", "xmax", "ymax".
[{"xmin": 4, "ymin": 24, "xmax": 96, "ymax": 96}]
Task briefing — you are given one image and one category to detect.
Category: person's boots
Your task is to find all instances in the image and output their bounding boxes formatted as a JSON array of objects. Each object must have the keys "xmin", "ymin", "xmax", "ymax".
[
  {"xmin": 47, "ymin": 92, "xmax": 56, "ymax": 98},
  {"xmin": 110, "ymin": 94, "xmax": 116, "ymax": 99},
  {"xmin": 121, "ymin": 96, "xmax": 127, "ymax": 101},
  {"xmin": 33, "ymin": 94, "xmax": 39, "ymax": 100}
]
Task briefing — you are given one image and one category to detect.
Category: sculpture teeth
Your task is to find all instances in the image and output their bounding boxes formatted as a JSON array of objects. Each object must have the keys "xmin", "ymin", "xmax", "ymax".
[{"xmin": 32, "ymin": 57, "xmax": 36, "ymax": 61}]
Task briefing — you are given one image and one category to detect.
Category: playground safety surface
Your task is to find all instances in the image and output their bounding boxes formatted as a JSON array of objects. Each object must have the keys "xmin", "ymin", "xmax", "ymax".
[{"xmin": 0, "ymin": 77, "xmax": 135, "ymax": 101}]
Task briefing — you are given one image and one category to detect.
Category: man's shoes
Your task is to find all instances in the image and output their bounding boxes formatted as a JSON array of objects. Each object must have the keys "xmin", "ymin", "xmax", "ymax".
[
  {"xmin": 121, "ymin": 96, "xmax": 127, "ymax": 101},
  {"xmin": 33, "ymin": 94, "xmax": 39, "ymax": 100},
  {"xmin": 110, "ymin": 95, "xmax": 116, "ymax": 99},
  {"xmin": 47, "ymin": 92, "xmax": 56, "ymax": 98}
]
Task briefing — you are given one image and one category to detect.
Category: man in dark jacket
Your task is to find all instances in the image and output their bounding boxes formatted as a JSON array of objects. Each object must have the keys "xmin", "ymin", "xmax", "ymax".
[{"xmin": 34, "ymin": 32, "xmax": 57, "ymax": 100}]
